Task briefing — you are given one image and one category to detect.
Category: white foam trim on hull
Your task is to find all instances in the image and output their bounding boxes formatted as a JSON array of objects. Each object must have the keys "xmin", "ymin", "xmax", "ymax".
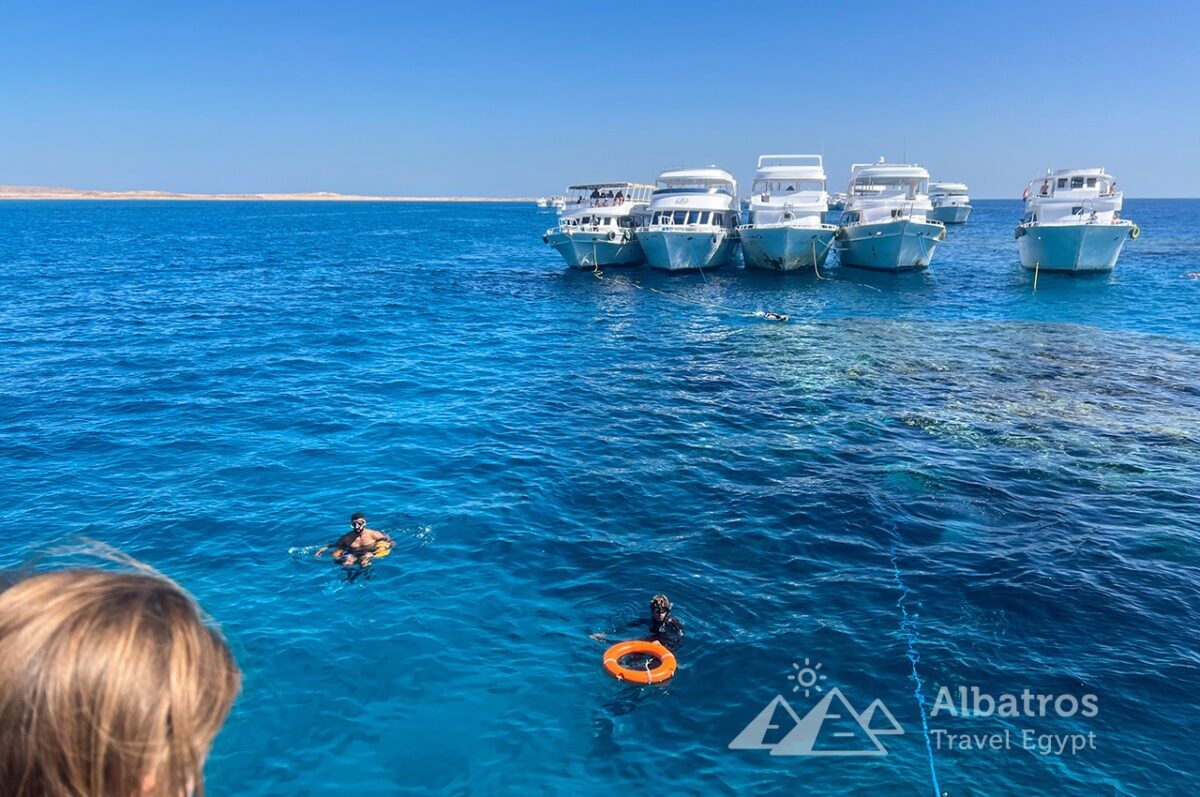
[
  {"xmin": 544, "ymin": 231, "xmax": 645, "ymax": 268},
  {"xmin": 637, "ymin": 229, "xmax": 738, "ymax": 272},
  {"xmin": 740, "ymin": 225, "xmax": 839, "ymax": 272},
  {"xmin": 837, "ymin": 219, "xmax": 944, "ymax": 271},
  {"xmin": 1016, "ymin": 223, "xmax": 1135, "ymax": 273}
]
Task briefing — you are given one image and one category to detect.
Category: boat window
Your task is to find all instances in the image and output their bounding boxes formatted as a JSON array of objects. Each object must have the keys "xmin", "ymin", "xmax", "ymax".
[
  {"xmin": 1086, "ymin": 177, "xmax": 1097, "ymax": 188},
  {"xmin": 1057, "ymin": 178, "xmax": 1067, "ymax": 189},
  {"xmin": 687, "ymin": 211, "xmax": 702, "ymax": 225},
  {"xmin": 1072, "ymin": 206, "xmax": 1084, "ymax": 215},
  {"xmin": 673, "ymin": 211, "xmax": 688, "ymax": 224},
  {"xmin": 1071, "ymin": 176, "xmax": 1085, "ymax": 189},
  {"xmin": 618, "ymin": 217, "xmax": 632, "ymax": 228}
]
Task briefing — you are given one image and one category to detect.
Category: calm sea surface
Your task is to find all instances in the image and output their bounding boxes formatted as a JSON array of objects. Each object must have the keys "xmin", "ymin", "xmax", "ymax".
[{"xmin": 1, "ymin": 199, "xmax": 1198, "ymax": 795}]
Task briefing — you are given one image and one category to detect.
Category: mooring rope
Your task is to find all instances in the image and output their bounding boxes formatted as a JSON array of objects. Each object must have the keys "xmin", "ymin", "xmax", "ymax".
[{"xmin": 889, "ymin": 544, "xmax": 943, "ymax": 797}]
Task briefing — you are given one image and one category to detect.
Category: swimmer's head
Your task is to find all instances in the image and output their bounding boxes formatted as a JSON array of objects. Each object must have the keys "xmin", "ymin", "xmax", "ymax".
[
  {"xmin": 350, "ymin": 512, "xmax": 366, "ymax": 530},
  {"xmin": 650, "ymin": 594, "xmax": 671, "ymax": 621}
]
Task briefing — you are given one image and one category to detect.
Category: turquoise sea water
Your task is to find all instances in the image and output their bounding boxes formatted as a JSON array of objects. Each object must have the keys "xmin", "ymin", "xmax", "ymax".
[{"xmin": 1, "ymin": 199, "xmax": 1198, "ymax": 795}]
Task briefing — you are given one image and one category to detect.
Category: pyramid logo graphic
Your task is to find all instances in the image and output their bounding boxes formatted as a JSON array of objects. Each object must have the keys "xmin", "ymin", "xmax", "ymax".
[
  {"xmin": 730, "ymin": 662, "xmax": 903, "ymax": 757},
  {"xmin": 728, "ymin": 696, "xmax": 802, "ymax": 750}
]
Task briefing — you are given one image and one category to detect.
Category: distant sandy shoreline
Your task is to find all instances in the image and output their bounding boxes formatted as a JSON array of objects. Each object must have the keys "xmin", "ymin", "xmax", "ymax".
[{"xmin": 0, "ymin": 185, "xmax": 534, "ymax": 202}]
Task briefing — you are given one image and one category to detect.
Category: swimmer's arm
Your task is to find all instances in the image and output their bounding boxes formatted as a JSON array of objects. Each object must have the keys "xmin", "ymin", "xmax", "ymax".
[
  {"xmin": 367, "ymin": 528, "xmax": 393, "ymax": 544},
  {"xmin": 315, "ymin": 541, "xmax": 346, "ymax": 559},
  {"xmin": 590, "ymin": 618, "xmax": 646, "ymax": 642}
]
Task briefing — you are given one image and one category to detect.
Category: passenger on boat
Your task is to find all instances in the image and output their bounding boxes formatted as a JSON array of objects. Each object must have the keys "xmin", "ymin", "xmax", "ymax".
[
  {"xmin": 590, "ymin": 594, "xmax": 685, "ymax": 651},
  {"xmin": 1040, "ymin": 181, "xmax": 1050, "ymax": 196}
]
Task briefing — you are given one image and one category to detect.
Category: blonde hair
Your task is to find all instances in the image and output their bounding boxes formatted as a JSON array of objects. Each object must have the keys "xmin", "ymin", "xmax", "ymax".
[{"xmin": 0, "ymin": 568, "xmax": 241, "ymax": 797}]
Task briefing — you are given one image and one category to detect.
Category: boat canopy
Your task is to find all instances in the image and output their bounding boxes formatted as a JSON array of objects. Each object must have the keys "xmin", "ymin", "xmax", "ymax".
[
  {"xmin": 753, "ymin": 154, "xmax": 826, "ymax": 182},
  {"xmin": 656, "ymin": 167, "xmax": 737, "ymax": 191},
  {"xmin": 850, "ymin": 163, "xmax": 930, "ymax": 181},
  {"xmin": 566, "ymin": 182, "xmax": 655, "ymax": 192},
  {"xmin": 930, "ymin": 181, "xmax": 969, "ymax": 194},
  {"xmin": 564, "ymin": 182, "xmax": 655, "ymax": 205}
]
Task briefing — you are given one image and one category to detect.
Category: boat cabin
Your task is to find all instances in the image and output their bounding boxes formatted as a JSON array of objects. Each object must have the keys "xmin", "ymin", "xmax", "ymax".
[
  {"xmin": 1025, "ymin": 169, "xmax": 1118, "ymax": 201},
  {"xmin": 1020, "ymin": 168, "xmax": 1123, "ymax": 226},
  {"xmin": 564, "ymin": 182, "xmax": 655, "ymax": 209}
]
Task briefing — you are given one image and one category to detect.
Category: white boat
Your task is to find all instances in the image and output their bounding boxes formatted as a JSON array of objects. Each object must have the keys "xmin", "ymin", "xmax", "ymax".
[
  {"xmin": 542, "ymin": 183, "xmax": 654, "ymax": 268},
  {"xmin": 550, "ymin": 196, "xmax": 567, "ymax": 212},
  {"xmin": 827, "ymin": 193, "xmax": 847, "ymax": 211},
  {"xmin": 738, "ymin": 155, "xmax": 839, "ymax": 272},
  {"xmin": 837, "ymin": 159, "xmax": 945, "ymax": 271},
  {"xmin": 929, "ymin": 181, "xmax": 972, "ymax": 224},
  {"xmin": 535, "ymin": 197, "xmax": 550, "ymax": 208},
  {"xmin": 1015, "ymin": 168, "xmax": 1138, "ymax": 273},
  {"xmin": 636, "ymin": 167, "xmax": 740, "ymax": 272}
]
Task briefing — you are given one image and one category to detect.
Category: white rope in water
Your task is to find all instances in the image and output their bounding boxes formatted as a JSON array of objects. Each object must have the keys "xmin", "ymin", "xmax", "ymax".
[{"xmin": 890, "ymin": 545, "xmax": 943, "ymax": 797}]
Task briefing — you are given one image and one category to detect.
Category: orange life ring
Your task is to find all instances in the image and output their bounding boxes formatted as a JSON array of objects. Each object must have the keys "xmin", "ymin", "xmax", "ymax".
[{"xmin": 602, "ymin": 640, "xmax": 677, "ymax": 684}]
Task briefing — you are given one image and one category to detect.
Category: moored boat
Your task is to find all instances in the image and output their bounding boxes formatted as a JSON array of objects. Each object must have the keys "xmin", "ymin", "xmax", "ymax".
[
  {"xmin": 929, "ymin": 181, "xmax": 972, "ymax": 224},
  {"xmin": 636, "ymin": 167, "xmax": 740, "ymax": 272},
  {"xmin": 738, "ymin": 154, "xmax": 839, "ymax": 272},
  {"xmin": 1015, "ymin": 168, "xmax": 1138, "ymax": 273},
  {"xmin": 837, "ymin": 159, "xmax": 945, "ymax": 271},
  {"xmin": 543, "ymin": 183, "xmax": 654, "ymax": 268}
]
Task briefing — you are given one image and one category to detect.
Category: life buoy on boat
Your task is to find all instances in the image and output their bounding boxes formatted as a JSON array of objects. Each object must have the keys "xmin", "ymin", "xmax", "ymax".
[
  {"xmin": 1130, "ymin": 226, "xmax": 1140, "ymax": 240},
  {"xmin": 603, "ymin": 640, "xmax": 677, "ymax": 684},
  {"xmin": 607, "ymin": 230, "xmax": 617, "ymax": 241}
]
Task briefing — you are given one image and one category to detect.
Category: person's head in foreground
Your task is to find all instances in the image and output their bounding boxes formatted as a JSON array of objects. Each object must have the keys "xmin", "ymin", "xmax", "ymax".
[{"xmin": 0, "ymin": 567, "xmax": 241, "ymax": 797}]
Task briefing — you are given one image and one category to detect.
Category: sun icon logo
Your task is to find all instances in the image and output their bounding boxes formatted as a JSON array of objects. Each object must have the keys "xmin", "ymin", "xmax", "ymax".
[{"xmin": 787, "ymin": 658, "xmax": 827, "ymax": 698}]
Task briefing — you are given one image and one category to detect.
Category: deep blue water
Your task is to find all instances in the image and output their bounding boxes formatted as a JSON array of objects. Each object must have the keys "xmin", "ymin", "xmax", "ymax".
[{"xmin": 1, "ymin": 199, "xmax": 1198, "ymax": 795}]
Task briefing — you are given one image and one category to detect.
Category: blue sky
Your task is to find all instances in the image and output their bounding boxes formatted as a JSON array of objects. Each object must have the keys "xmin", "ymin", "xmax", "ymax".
[{"xmin": 1, "ymin": 1, "xmax": 1197, "ymax": 197}]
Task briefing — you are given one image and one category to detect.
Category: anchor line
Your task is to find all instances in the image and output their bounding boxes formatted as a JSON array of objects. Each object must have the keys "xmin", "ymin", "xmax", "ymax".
[{"xmin": 889, "ymin": 544, "xmax": 942, "ymax": 797}]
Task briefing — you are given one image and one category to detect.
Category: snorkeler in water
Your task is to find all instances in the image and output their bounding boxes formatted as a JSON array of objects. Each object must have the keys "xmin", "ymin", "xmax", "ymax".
[
  {"xmin": 315, "ymin": 513, "xmax": 393, "ymax": 576},
  {"xmin": 590, "ymin": 594, "xmax": 685, "ymax": 651}
]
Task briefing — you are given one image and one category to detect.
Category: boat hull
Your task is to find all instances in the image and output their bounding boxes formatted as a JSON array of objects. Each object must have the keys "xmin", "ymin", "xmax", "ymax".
[
  {"xmin": 740, "ymin": 225, "xmax": 839, "ymax": 272},
  {"xmin": 930, "ymin": 205, "xmax": 971, "ymax": 224},
  {"xmin": 544, "ymin": 230, "xmax": 645, "ymax": 268},
  {"xmin": 636, "ymin": 229, "xmax": 738, "ymax": 272},
  {"xmin": 838, "ymin": 219, "xmax": 944, "ymax": 271},
  {"xmin": 1017, "ymin": 223, "xmax": 1134, "ymax": 273}
]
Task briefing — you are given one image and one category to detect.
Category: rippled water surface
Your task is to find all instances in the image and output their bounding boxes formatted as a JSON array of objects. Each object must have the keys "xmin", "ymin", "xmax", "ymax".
[{"xmin": 1, "ymin": 200, "xmax": 1198, "ymax": 795}]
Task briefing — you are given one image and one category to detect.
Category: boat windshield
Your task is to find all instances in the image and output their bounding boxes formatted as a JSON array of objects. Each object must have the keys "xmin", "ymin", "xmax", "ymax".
[
  {"xmin": 653, "ymin": 186, "xmax": 733, "ymax": 197},
  {"xmin": 1031, "ymin": 174, "xmax": 1117, "ymax": 198},
  {"xmin": 649, "ymin": 209, "xmax": 729, "ymax": 226},
  {"xmin": 752, "ymin": 179, "xmax": 825, "ymax": 197},
  {"xmin": 851, "ymin": 176, "xmax": 926, "ymax": 198}
]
